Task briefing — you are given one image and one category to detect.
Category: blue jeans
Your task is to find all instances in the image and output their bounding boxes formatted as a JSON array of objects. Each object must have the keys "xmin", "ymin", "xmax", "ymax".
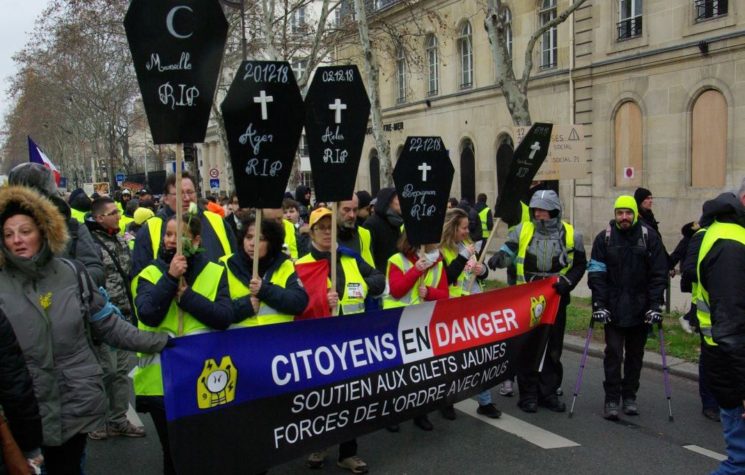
[
  {"xmin": 477, "ymin": 389, "xmax": 492, "ymax": 406},
  {"xmin": 713, "ymin": 406, "xmax": 745, "ymax": 474}
]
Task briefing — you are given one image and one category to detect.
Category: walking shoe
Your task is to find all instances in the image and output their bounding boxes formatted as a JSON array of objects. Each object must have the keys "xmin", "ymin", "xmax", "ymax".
[
  {"xmin": 498, "ymin": 380, "xmax": 514, "ymax": 397},
  {"xmin": 556, "ymin": 387, "xmax": 563, "ymax": 396},
  {"xmin": 518, "ymin": 400, "xmax": 538, "ymax": 413},
  {"xmin": 413, "ymin": 415, "xmax": 433, "ymax": 431},
  {"xmin": 107, "ymin": 420, "xmax": 146, "ymax": 438},
  {"xmin": 477, "ymin": 403, "xmax": 502, "ymax": 419},
  {"xmin": 603, "ymin": 401, "xmax": 620, "ymax": 420},
  {"xmin": 622, "ymin": 399, "xmax": 639, "ymax": 416},
  {"xmin": 440, "ymin": 405, "xmax": 457, "ymax": 420},
  {"xmin": 702, "ymin": 407, "xmax": 721, "ymax": 422},
  {"xmin": 337, "ymin": 456, "xmax": 368, "ymax": 474},
  {"xmin": 307, "ymin": 450, "xmax": 327, "ymax": 469},
  {"xmin": 88, "ymin": 427, "xmax": 108, "ymax": 440},
  {"xmin": 538, "ymin": 396, "xmax": 566, "ymax": 413}
]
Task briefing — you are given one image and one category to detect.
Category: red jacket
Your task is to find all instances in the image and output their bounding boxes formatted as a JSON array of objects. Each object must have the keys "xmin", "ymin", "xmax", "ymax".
[{"xmin": 388, "ymin": 252, "xmax": 449, "ymax": 301}]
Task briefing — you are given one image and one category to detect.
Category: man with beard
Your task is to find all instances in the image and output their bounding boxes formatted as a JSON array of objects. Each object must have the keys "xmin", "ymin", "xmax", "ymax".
[
  {"xmin": 363, "ymin": 187, "xmax": 403, "ymax": 272},
  {"xmin": 587, "ymin": 195, "xmax": 668, "ymax": 420},
  {"xmin": 337, "ymin": 193, "xmax": 374, "ymax": 268}
]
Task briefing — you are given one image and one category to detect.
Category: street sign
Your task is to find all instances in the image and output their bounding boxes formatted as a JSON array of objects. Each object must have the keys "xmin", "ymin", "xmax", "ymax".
[
  {"xmin": 221, "ymin": 60, "xmax": 305, "ymax": 209},
  {"xmin": 304, "ymin": 65, "xmax": 371, "ymax": 202},
  {"xmin": 513, "ymin": 124, "xmax": 589, "ymax": 180},
  {"xmin": 124, "ymin": 0, "xmax": 228, "ymax": 144},
  {"xmin": 58, "ymin": 177, "xmax": 68, "ymax": 189},
  {"xmin": 392, "ymin": 136, "xmax": 453, "ymax": 246},
  {"xmin": 210, "ymin": 178, "xmax": 220, "ymax": 190},
  {"xmin": 209, "ymin": 168, "xmax": 219, "ymax": 179},
  {"xmin": 115, "ymin": 173, "xmax": 126, "ymax": 185}
]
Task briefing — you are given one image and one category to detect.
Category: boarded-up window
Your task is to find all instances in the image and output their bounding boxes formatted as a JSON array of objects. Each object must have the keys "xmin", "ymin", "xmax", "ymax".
[
  {"xmin": 692, "ymin": 90, "xmax": 727, "ymax": 188},
  {"xmin": 614, "ymin": 101, "xmax": 643, "ymax": 187}
]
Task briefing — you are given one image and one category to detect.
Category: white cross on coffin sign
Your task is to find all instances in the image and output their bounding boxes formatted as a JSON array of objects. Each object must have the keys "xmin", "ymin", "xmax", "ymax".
[
  {"xmin": 253, "ymin": 90, "xmax": 273, "ymax": 120},
  {"xmin": 418, "ymin": 162, "xmax": 432, "ymax": 181},
  {"xmin": 329, "ymin": 99, "xmax": 347, "ymax": 124}
]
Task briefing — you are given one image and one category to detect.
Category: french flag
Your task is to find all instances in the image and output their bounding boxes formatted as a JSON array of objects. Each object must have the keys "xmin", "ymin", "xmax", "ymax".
[{"xmin": 28, "ymin": 136, "xmax": 61, "ymax": 185}]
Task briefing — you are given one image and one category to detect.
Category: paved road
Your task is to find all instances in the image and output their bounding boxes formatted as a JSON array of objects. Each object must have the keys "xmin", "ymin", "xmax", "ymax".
[{"xmin": 86, "ymin": 350, "xmax": 726, "ymax": 474}]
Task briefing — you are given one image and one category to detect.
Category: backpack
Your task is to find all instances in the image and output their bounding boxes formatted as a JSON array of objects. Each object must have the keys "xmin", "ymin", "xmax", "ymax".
[{"xmin": 605, "ymin": 223, "xmax": 649, "ymax": 250}]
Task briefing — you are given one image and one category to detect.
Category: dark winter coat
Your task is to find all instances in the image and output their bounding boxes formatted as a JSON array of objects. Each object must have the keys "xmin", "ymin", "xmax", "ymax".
[
  {"xmin": 668, "ymin": 221, "xmax": 698, "ymax": 293},
  {"xmin": 587, "ymin": 220, "xmax": 668, "ymax": 327},
  {"xmin": 362, "ymin": 187, "xmax": 403, "ymax": 272},
  {"xmin": 697, "ymin": 192, "xmax": 745, "ymax": 409}
]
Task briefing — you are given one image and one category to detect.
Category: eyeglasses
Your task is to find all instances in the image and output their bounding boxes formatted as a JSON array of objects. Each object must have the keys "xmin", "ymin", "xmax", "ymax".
[{"xmin": 100, "ymin": 209, "xmax": 120, "ymax": 217}]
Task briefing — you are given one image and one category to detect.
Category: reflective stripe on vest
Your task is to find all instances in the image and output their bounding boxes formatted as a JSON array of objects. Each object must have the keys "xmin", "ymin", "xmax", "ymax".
[
  {"xmin": 132, "ymin": 261, "xmax": 224, "ymax": 396},
  {"xmin": 221, "ymin": 255, "xmax": 295, "ymax": 327},
  {"xmin": 516, "ymin": 221, "xmax": 574, "ymax": 285},
  {"xmin": 296, "ymin": 252, "xmax": 367, "ymax": 316},
  {"xmin": 283, "ymin": 219, "xmax": 298, "ymax": 259},
  {"xmin": 358, "ymin": 227, "xmax": 375, "ymax": 268},
  {"xmin": 479, "ymin": 207, "xmax": 490, "ymax": 238},
  {"xmin": 696, "ymin": 222, "xmax": 745, "ymax": 346},
  {"xmin": 383, "ymin": 253, "xmax": 443, "ymax": 308},
  {"xmin": 147, "ymin": 211, "xmax": 231, "ymax": 260}
]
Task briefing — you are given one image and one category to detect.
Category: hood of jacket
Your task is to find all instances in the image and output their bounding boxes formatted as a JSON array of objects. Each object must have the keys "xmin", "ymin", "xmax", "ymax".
[
  {"xmin": 295, "ymin": 185, "xmax": 311, "ymax": 205},
  {"xmin": 614, "ymin": 195, "xmax": 639, "ymax": 226},
  {"xmin": 0, "ymin": 186, "xmax": 69, "ymax": 268},
  {"xmin": 529, "ymin": 190, "xmax": 562, "ymax": 233},
  {"xmin": 374, "ymin": 187, "xmax": 397, "ymax": 215},
  {"xmin": 700, "ymin": 192, "xmax": 745, "ymax": 228}
]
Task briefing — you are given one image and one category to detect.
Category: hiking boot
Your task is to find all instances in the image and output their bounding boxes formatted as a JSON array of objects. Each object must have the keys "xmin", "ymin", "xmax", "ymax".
[
  {"xmin": 307, "ymin": 450, "xmax": 327, "ymax": 469},
  {"xmin": 88, "ymin": 427, "xmax": 108, "ymax": 441},
  {"xmin": 518, "ymin": 400, "xmax": 538, "ymax": 413},
  {"xmin": 440, "ymin": 405, "xmax": 456, "ymax": 420},
  {"xmin": 622, "ymin": 399, "xmax": 639, "ymax": 416},
  {"xmin": 498, "ymin": 380, "xmax": 514, "ymax": 397},
  {"xmin": 337, "ymin": 456, "xmax": 368, "ymax": 474},
  {"xmin": 108, "ymin": 420, "xmax": 146, "ymax": 438},
  {"xmin": 604, "ymin": 401, "xmax": 620, "ymax": 421},
  {"xmin": 413, "ymin": 415, "xmax": 433, "ymax": 431},
  {"xmin": 477, "ymin": 403, "xmax": 502, "ymax": 419},
  {"xmin": 539, "ymin": 396, "xmax": 566, "ymax": 413},
  {"xmin": 703, "ymin": 407, "xmax": 721, "ymax": 422}
]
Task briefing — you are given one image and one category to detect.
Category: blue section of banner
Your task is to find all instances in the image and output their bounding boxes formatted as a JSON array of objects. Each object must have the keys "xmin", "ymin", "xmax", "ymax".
[{"xmin": 162, "ymin": 307, "xmax": 404, "ymax": 421}]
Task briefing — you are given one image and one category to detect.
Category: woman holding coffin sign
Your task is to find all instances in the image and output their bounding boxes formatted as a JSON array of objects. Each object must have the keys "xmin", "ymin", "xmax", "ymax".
[
  {"xmin": 296, "ymin": 208, "xmax": 385, "ymax": 474},
  {"xmin": 383, "ymin": 230, "xmax": 449, "ymax": 431},
  {"xmin": 440, "ymin": 208, "xmax": 502, "ymax": 420},
  {"xmin": 132, "ymin": 213, "xmax": 233, "ymax": 475},
  {"xmin": 221, "ymin": 216, "xmax": 308, "ymax": 326}
]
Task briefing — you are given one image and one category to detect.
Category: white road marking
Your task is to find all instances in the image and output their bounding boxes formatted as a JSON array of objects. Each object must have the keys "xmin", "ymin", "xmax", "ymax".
[
  {"xmin": 683, "ymin": 444, "xmax": 727, "ymax": 462},
  {"xmin": 454, "ymin": 401, "xmax": 580, "ymax": 449},
  {"xmin": 127, "ymin": 404, "xmax": 143, "ymax": 427}
]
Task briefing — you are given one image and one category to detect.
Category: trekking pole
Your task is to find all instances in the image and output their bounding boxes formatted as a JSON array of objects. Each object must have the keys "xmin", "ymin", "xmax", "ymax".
[
  {"xmin": 657, "ymin": 321, "xmax": 674, "ymax": 421},
  {"xmin": 569, "ymin": 319, "xmax": 594, "ymax": 418}
]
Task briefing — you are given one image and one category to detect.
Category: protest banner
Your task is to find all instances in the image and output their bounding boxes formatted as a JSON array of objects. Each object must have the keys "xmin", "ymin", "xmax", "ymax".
[
  {"xmin": 392, "ymin": 136, "xmax": 454, "ymax": 246},
  {"xmin": 162, "ymin": 278, "xmax": 560, "ymax": 473}
]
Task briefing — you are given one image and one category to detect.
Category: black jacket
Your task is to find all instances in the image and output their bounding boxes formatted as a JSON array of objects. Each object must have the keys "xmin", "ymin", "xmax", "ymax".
[
  {"xmin": 226, "ymin": 251, "xmax": 309, "ymax": 321},
  {"xmin": 362, "ymin": 187, "xmax": 402, "ymax": 272},
  {"xmin": 0, "ymin": 307, "xmax": 42, "ymax": 457},
  {"xmin": 697, "ymin": 192, "xmax": 745, "ymax": 409},
  {"xmin": 588, "ymin": 221, "xmax": 668, "ymax": 327},
  {"xmin": 668, "ymin": 221, "xmax": 698, "ymax": 293},
  {"xmin": 307, "ymin": 245, "xmax": 386, "ymax": 303}
]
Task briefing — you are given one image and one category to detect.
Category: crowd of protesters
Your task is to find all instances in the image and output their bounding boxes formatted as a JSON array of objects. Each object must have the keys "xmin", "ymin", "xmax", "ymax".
[{"xmin": 1, "ymin": 162, "xmax": 743, "ymax": 475}]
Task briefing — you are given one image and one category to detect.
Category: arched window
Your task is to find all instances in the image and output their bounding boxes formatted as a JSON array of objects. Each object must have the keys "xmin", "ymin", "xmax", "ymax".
[
  {"xmin": 505, "ymin": 8, "xmax": 513, "ymax": 59},
  {"xmin": 396, "ymin": 45, "xmax": 406, "ymax": 103},
  {"xmin": 460, "ymin": 139, "xmax": 476, "ymax": 204},
  {"xmin": 458, "ymin": 21, "xmax": 473, "ymax": 89},
  {"xmin": 691, "ymin": 90, "xmax": 727, "ymax": 187},
  {"xmin": 426, "ymin": 34, "xmax": 439, "ymax": 96},
  {"xmin": 614, "ymin": 101, "xmax": 643, "ymax": 187},
  {"xmin": 539, "ymin": 0, "xmax": 557, "ymax": 68},
  {"xmin": 369, "ymin": 149, "xmax": 380, "ymax": 195},
  {"xmin": 496, "ymin": 134, "xmax": 514, "ymax": 196}
]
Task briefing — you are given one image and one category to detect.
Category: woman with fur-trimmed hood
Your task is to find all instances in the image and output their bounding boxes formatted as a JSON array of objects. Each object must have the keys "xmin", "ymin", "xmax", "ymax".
[{"xmin": 0, "ymin": 186, "xmax": 168, "ymax": 475}]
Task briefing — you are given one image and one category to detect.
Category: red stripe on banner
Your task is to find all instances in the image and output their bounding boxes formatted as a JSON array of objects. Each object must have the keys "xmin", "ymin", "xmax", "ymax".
[{"xmin": 429, "ymin": 278, "xmax": 559, "ymax": 356}]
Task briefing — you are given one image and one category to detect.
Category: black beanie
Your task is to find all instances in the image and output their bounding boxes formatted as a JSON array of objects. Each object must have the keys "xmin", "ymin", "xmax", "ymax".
[
  {"xmin": 356, "ymin": 190, "xmax": 372, "ymax": 209},
  {"xmin": 634, "ymin": 187, "xmax": 652, "ymax": 205}
]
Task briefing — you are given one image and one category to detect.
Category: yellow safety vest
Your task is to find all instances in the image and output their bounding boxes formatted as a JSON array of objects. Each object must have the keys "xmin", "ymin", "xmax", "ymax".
[
  {"xmin": 696, "ymin": 221, "xmax": 745, "ymax": 346},
  {"xmin": 220, "ymin": 254, "xmax": 296, "ymax": 327},
  {"xmin": 119, "ymin": 215, "xmax": 134, "ymax": 236},
  {"xmin": 516, "ymin": 221, "xmax": 575, "ymax": 285},
  {"xmin": 283, "ymin": 219, "xmax": 298, "ymax": 259},
  {"xmin": 383, "ymin": 253, "xmax": 443, "ymax": 308},
  {"xmin": 70, "ymin": 207, "xmax": 87, "ymax": 223},
  {"xmin": 479, "ymin": 207, "xmax": 491, "ymax": 239},
  {"xmin": 296, "ymin": 252, "xmax": 367, "ymax": 316},
  {"xmin": 358, "ymin": 227, "xmax": 375, "ymax": 268},
  {"xmin": 441, "ymin": 244, "xmax": 481, "ymax": 297},
  {"xmin": 131, "ymin": 261, "xmax": 224, "ymax": 396},
  {"xmin": 147, "ymin": 211, "xmax": 231, "ymax": 260}
]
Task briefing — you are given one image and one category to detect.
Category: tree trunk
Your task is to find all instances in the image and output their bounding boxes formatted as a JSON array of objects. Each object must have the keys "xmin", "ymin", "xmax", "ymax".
[{"xmin": 354, "ymin": 0, "xmax": 392, "ymax": 187}]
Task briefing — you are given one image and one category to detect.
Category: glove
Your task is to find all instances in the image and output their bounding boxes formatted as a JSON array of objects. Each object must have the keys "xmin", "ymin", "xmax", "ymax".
[
  {"xmin": 592, "ymin": 308, "xmax": 611, "ymax": 324},
  {"xmin": 644, "ymin": 309, "xmax": 663, "ymax": 325},
  {"xmin": 487, "ymin": 253, "xmax": 504, "ymax": 271},
  {"xmin": 552, "ymin": 276, "xmax": 572, "ymax": 296}
]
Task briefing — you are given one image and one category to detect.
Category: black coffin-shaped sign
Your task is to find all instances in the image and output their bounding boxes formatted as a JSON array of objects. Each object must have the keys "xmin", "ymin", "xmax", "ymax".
[
  {"xmin": 393, "ymin": 137, "xmax": 454, "ymax": 246},
  {"xmin": 304, "ymin": 65, "xmax": 371, "ymax": 202},
  {"xmin": 495, "ymin": 123, "xmax": 553, "ymax": 221},
  {"xmin": 124, "ymin": 0, "xmax": 228, "ymax": 144},
  {"xmin": 221, "ymin": 61, "xmax": 305, "ymax": 209}
]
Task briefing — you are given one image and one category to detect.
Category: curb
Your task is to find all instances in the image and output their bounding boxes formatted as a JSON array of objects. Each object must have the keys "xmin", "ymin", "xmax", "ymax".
[{"xmin": 563, "ymin": 334, "xmax": 700, "ymax": 382}]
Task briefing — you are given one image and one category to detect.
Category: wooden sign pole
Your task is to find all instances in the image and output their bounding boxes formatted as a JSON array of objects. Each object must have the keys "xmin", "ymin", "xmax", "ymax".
[
  {"xmin": 175, "ymin": 144, "xmax": 185, "ymax": 336},
  {"xmin": 467, "ymin": 217, "xmax": 502, "ymax": 291},
  {"xmin": 331, "ymin": 203, "xmax": 338, "ymax": 297},
  {"xmin": 253, "ymin": 209, "xmax": 263, "ymax": 279}
]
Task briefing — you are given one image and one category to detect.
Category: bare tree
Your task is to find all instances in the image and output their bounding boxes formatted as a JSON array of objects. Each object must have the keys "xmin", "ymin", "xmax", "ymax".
[{"xmin": 483, "ymin": 0, "xmax": 587, "ymax": 125}]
